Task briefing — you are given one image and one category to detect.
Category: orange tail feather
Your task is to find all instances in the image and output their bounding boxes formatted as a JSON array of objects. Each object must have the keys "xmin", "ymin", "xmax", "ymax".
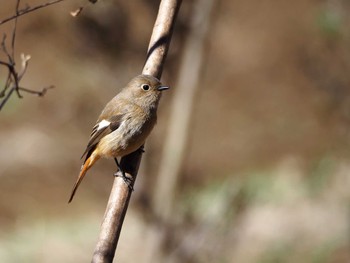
[{"xmin": 68, "ymin": 154, "xmax": 100, "ymax": 203}]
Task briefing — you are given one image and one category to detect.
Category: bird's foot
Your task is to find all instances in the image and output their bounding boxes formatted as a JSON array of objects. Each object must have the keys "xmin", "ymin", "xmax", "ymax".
[
  {"xmin": 114, "ymin": 170, "xmax": 134, "ymax": 191},
  {"xmin": 138, "ymin": 145, "xmax": 145, "ymax": 153}
]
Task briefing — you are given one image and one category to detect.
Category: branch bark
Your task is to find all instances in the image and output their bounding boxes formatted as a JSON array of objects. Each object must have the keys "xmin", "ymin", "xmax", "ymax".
[
  {"xmin": 144, "ymin": 0, "xmax": 215, "ymax": 261},
  {"xmin": 91, "ymin": 1, "xmax": 182, "ymax": 262},
  {"xmin": 154, "ymin": 0, "xmax": 215, "ymax": 221}
]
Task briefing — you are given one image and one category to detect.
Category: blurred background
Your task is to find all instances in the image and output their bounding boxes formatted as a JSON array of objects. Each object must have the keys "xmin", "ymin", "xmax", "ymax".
[{"xmin": 1, "ymin": 0, "xmax": 350, "ymax": 262}]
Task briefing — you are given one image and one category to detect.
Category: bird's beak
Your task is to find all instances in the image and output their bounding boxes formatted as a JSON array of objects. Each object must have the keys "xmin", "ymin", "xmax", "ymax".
[{"xmin": 157, "ymin": 86, "xmax": 170, "ymax": 91}]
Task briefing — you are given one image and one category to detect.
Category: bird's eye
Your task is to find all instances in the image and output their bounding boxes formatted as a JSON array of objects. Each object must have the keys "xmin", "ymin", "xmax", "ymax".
[{"xmin": 141, "ymin": 84, "xmax": 150, "ymax": 91}]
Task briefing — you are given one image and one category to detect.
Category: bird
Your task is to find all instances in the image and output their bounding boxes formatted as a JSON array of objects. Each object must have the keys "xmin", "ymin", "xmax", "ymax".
[{"xmin": 68, "ymin": 74, "xmax": 169, "ymax": 203}]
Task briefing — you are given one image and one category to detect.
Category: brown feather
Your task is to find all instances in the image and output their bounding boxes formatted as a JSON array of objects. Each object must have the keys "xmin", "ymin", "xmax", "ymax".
[
  {"xmin": 68, "ymin": 153, "xmax": 100, "ymax": 203},
  {"xmin": 69, "ymin": 74, "xmax": 168, "ymax": 203},
  {"xmin": 81, "ymin": 115, "xmax": 124, "ymax": 159}
]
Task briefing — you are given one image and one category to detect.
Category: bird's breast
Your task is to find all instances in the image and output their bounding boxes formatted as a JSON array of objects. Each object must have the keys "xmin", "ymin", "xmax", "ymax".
[{"xmin": 98, "ymin": 111, "xmax": 157, "ymax": 158}]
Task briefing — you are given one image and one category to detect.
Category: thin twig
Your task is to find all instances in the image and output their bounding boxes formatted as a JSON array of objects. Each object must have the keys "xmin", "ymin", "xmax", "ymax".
[
  {"xmin": 91, "ymin": 1, "xmax": 182, "ymax": 262},
  {"xmin": 1, "ymin": 34, "xmax": 13, "ymax": 64},
  {"xmin": 0, "ymin": 1, "xmax": 58, "ymax": 110},
  {"xmin": 11, "ymin": 0, "xmax": 21, "ymax": 98},
  {"xmin": 18, "ymin": 85, "xmax": 54, "ymax": 96},
  {"xmin": 18, "ymin": 53, "xmax": 31, "ymax": 80},
  {"xmin": 0, "ymin": 0, "xmax": 66, "ymax": 26},
  {"xmin": 0, "ymin": 87, "xmax": 16, "ymax": 109},
  {"xmin": 11, "ymin": 0, "xmax": 20, "ymax": 59}
]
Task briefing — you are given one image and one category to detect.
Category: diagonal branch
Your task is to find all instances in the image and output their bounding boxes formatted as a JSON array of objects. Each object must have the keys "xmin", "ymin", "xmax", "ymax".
[{"xmin": 91, "ymin": 1, "xmax": 182, "ymax": 262}]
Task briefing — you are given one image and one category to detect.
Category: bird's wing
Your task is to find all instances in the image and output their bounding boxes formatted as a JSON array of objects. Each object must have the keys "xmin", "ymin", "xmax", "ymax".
[{"xmin": 81, "ymin": 114, "xmax": 124, "ymax": 161}]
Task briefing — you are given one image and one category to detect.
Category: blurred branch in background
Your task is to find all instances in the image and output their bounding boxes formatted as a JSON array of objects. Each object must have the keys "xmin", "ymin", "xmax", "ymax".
[
  {"xmin": 91, "ymin": 1, "xmax": 182, "ymax": 262},
  {"xmin": 144, "ymin": 0, "xmax": 215, "ymax": 262}
]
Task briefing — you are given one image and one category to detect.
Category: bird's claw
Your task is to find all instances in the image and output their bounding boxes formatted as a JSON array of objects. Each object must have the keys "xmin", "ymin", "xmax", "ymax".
[
  {"xmin": 114, "ymin": 170, "xmax": 134, "ymax": 191},
  {"xmin": 138, "ymin": 145, "xmax": 145, "ymax": 153}
]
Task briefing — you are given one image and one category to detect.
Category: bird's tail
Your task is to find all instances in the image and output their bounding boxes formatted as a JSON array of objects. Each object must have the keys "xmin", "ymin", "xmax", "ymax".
[{"xmin": 68, "ymin": 154, "xmax": 100, "ymax": 203}]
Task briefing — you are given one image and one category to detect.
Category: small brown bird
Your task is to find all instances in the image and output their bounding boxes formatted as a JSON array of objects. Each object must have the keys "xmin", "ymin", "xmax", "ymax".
[{"xmin": 68, "ymin": 74, "xmax": 169, "ymax": 203}]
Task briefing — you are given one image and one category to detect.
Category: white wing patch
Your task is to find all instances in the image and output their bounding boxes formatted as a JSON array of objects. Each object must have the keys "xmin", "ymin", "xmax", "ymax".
[
  {"xmin": 98, "ymin": 119, "xmax": 111, "ymax": 129},
  {"xmin": 91, "ymin": 119, "xmax": 111, "ymax": 137}
]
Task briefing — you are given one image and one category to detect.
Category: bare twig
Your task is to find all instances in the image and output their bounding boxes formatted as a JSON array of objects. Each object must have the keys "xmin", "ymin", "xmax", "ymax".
[
  {"xmin": 70, "ymin": 0, "xmax": 100, "ymax": 17},
  {"xmin": 91, "ymin": 1, "xmax": 182, "ymax": 262},
  {"xmin": 18, "ymin": 85, "xmax": 54, "ymax": 96},
  {"xmin": 0, "ymin": 86, "xmax": 54, "ymax": 110},
  {"xmin": 70, "ymin": 7, "xmax": 83, "ymax": 17},
  {"xmin": 0, "ymin": 0, "xmax": 66, "ymax": 26},
  {"xmin": 10, "ymin": 0, "xmax": 22, "ymax": 98},
  {"xmin": 1, "ymin": 34, "xmax": 12, "ymax": 63},
  {"xmin": 18, "ymin": 53, "xmax": 31, "ymax": 80},
  {"xmin": 0, "ymin": 0, "xmax": 58, "ymax": 110},
  {"xmin": 12, "ymin": 0, "xmax": 20, "ymax": 59}
]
